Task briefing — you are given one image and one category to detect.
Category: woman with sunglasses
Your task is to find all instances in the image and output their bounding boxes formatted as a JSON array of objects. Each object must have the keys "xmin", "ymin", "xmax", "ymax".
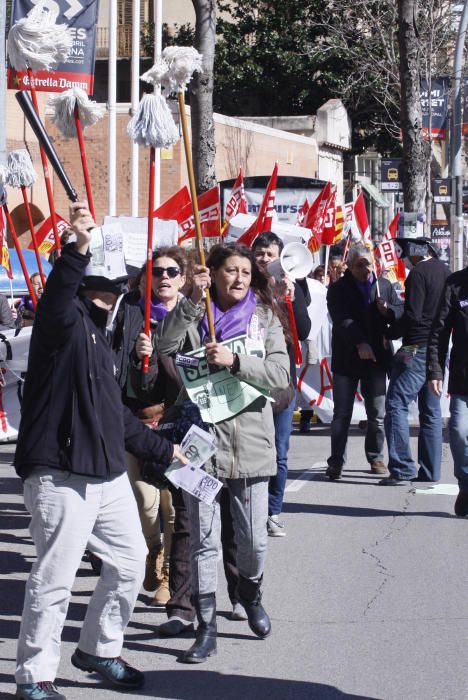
[
  {"xmin": 127, "ymin": 247, "xmax": 188, "ymax": 608},
  {"xmin": 156, "ymin": 242, "xmax": 290, "ymax": 663}
]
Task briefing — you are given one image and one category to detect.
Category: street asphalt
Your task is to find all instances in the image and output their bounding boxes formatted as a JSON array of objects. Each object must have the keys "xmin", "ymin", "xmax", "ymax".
[{"xmin": 0, "ymin": 422, "xmax": 466, "ymax": 700}]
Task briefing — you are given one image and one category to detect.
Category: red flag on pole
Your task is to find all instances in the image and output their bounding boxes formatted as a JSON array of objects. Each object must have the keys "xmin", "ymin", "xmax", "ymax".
[
  {"xmin": 296, "ymin": 199, "xmax": 309, "ymax": 226},
  {"xmin": 321, "ymin": 191, "xmax": 338, "ymax": 246},
  {"xmin": 375, "ymin": 211, "xmax": 406, "ymax": 285},
  {"xmin": 237, "ymin": 163, "xmax": 278, "ymax": 247},
  {"xmin": 177, "ymin": 186, "xmax": 221, "ymax": 243},
  {"xmin": 153, "ymin": 186, "xmax": 191, "ymax": 220},
  {"xmin": 305, "ymin": 182, "xmax": 332, "ymax": 252},
  {"xmin": 223, "ymin": 168, "xmax": 247, "ymax": 229},
  {"xmin": 353, "ymin": 191, "xmax": 372, "ymax": 245},
  {"xmin": 28, "ymin": 214, "xmax": 70, "ymax": 255}
]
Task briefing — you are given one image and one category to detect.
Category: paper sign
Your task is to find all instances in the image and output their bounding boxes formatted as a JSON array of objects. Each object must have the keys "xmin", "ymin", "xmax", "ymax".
[
  {"xmin": 166, "ymin": 425, "xmax": 222, "ymax": 504},
  {"xmin": 178, "ymin": 335, "xmax": 272, "ymax": 424},
  {"xmin": 103, "ymin": 216, "xmax": 178, "ymax": 269}
]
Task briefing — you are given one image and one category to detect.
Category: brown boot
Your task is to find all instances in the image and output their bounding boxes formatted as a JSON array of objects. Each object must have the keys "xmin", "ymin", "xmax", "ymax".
[
  {"xmin": 153, "ymin": 563, "xmax": 170, "ymax": 606},
  {"xmin": 371, "ymin": 460, "xmax": 388, "ymax": 475},
  {"xmin": 143, "ymin": 547, "xmax": 161, "ymax": 592}
]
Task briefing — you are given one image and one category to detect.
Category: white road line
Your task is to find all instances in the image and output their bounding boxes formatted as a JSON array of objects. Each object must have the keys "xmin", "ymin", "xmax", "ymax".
[
  {"xmin": 285, "ymin": 461, "xmax": 327, "ymax": 492},
  {"xmin": 413, "ymin": 483, "xmax": 459, "ymax": 495}
]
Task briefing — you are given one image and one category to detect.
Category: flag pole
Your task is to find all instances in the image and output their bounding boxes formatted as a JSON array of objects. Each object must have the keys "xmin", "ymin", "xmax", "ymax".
[{"xmin": 178, "ymin": 92, "xmax": 215, "ymax": 341}]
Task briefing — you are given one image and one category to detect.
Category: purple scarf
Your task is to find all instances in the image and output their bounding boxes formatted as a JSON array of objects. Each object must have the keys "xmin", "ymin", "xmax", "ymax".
[
  {"xmin": 200, "ymin": 288, "xmax": 257, "ymax": 342},
  {"xmin": 139, "ymin": 296, "xmax": 171, "ymax": 322}
]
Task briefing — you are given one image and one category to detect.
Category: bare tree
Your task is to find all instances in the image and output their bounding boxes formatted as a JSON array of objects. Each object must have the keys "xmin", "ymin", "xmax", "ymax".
[
  {"xmin": 189, "ymin": 0, "xmax": 217, "ymax": 193},
  {"xmin": 310, "ymin": 0, "xmax": 456, "ymax": 218}
]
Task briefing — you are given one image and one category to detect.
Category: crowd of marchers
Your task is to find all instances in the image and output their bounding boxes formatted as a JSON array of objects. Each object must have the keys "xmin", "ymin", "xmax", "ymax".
[{"xmin": 7, "ymin": 202, "xmax": 468, "ymax": 700}]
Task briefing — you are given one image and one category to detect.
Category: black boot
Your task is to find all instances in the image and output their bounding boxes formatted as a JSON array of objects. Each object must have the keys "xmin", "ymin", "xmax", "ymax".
[
  {"xmin": 182, "ymin": 593, "xmax": 217, "ymax": 663},
  {"xmin": 237, "ymin": 575, "xmax": 271, "ymax": 639}
]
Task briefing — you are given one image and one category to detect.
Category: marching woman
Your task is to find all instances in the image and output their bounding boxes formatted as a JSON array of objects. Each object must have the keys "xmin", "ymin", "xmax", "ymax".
[{"xmin": 156, "ymin": 242, "xmax": 290, "ymax": 663}]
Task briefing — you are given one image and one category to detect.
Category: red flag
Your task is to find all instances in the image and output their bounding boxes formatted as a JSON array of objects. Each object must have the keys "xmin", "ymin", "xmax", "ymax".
[
  {"xmin": 223, "ymin": 169, "xmax": 247, "ymax": 225},
  {"xmin": 30, "ymin": 214, "xmax": 70, "ymax": 254},
  {"xmin": 177, "ymin": 186, "xmax": 221, "ymax": 243},
  {"xmin": 238, "ymin": 163, "xmax": 278, "ymax": 247},
  {"xmin": 154, "ymin": 186, "xmax": 191, "ymax": 220},
  {"xmin": 321, "ymin": 191, "xmax": 338, "ymax": 246},
  {"xmin": 353, "ymin": 191, "xmax": 372, "ymax": 245},
  {"xmin": 375, "ymin": 212, "xmax": 406, "ymax": 285},
  {"xmin": 305, "ymin": 182, "xmax": 332, "ymax": 252},
  {"xmin": 296, "ymin": 199, "xmax": 309, "ymax": 226},
  {"xmin": 0, "ymin": 209, "xmax": 12, "ymax": 280}
]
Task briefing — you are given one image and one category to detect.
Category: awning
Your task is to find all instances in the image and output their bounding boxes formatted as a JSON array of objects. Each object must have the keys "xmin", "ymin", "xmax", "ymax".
[{"xmin": 360, "ymin": 182, "xmax": 390, "ymax": 208}]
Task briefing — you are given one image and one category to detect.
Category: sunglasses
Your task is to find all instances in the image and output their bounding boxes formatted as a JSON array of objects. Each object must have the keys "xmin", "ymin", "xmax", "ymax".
[{"xmin": 152, "ymin": 266, "xmax": 181, "ymax": 278}]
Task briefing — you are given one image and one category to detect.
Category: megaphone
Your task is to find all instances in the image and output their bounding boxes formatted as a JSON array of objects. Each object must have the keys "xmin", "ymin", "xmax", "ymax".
[{"xmin": 267, "ymin": 242, "xmax": 314, "ymax": 281}]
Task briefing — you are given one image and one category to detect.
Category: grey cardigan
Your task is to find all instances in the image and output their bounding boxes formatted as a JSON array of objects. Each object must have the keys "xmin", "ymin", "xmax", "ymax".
[{"xmin": 156, "ymin": 296, "xmax": 290, "ymax": 479}]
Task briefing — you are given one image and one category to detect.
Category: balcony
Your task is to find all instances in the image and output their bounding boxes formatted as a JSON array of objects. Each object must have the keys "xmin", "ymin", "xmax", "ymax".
[{"xmin": 96, "ymin": 25, "xmax": 149, "ymax": 58}]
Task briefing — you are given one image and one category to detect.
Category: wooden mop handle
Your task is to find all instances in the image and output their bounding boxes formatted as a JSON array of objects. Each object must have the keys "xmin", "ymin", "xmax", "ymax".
[{"xmin": 178, "ymin": 93, "xmax": 216, "ymax": 342}]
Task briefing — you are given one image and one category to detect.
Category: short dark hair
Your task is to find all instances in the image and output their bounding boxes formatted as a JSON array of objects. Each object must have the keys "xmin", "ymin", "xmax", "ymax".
[{"xmin": 251, "ymin": 231, "xmax": 284, "ymax": 253}]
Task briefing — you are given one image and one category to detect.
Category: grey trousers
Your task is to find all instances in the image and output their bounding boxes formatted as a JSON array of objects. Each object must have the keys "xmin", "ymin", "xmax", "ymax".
[{"xmin": 185, "ymin": 477, "xmax": 269, "ymax": 595}]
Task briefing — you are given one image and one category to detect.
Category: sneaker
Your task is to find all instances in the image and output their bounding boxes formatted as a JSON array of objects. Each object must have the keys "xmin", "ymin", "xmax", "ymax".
[
  {"xmin": 267, "ymin": 515, "xmax": 286, "ymax": 537},
  {"xmin": 379, "ymin": 476, "xmax": 411, "ymax": 486},
  {"xmin": 16, "ymin": 682, "xmax": 66, "ymax": 700},
  {"xmin": 325, "ymin": 463, "xmax": 342, "ymax": 480},
  {"xmin": 454, "ymin": 490, "xmax": 468, "ymax": 517},
  {"xmin": 370, "ymin": 460, "xmax": 388, "ymax": 475},
  {"xmin": 71, "ymin": 648, "xmax": 144, "ymax": 689},
  {"xmin": 230, "ymin": 602, "xmax": 248, "ymax": 621}
]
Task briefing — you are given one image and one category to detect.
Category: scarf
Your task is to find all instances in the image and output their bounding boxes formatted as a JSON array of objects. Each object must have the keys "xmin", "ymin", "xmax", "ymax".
[
  {"xmin": 139, "ymin": 294, "xmax": 181, "ymax": 322},
  {"xmin": 355, "ymin": 274, "xmax": 375, "ymax": 305},
  {"xmin": 200, "ymin": 288, "xmax": 257, "ymax": 342}
]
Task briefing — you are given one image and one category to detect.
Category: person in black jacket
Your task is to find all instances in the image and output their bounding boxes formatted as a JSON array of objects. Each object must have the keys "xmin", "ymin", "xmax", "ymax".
[
  {"xmin": 252, "ymin": 231, "xmax": 311, "ymax": 536},
  {"xmin": 427, "ymin": 266, "xmax": 468, "ymax": 515},
  {"xmin": 326, "ymin": 243, "xmax": 404, "ymax": 480},
  {"xmin": 381, "ymin": 236, "xmax": 450, "ymax": 485},
  {"xmin": 14, "ymin": 203, "xmax": 186, "ymax": 700}
]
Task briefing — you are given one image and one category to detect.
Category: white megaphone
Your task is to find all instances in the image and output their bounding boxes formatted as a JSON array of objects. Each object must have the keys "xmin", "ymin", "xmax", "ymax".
[{"xmin": 267, "ymin": 242, "xmax": 314, "ymax": 281}]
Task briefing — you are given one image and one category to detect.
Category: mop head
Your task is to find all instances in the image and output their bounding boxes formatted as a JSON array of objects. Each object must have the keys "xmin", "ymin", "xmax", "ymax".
[
  {"xmin": 48, "ymin": 88, "xmax": 106, "ymax": 138},
  {"xmin": 141, "ymin": 59, "xmax": 170, "ymax": 90},
  {"xmin": 161, "ymin": 46, "xmax": 203, "ymax": 93},
  {"xmin": 0, "ymin": 165, "xmax": 7, "ymax": 206},
  {"xmin": 127, "ymin": 93, "xmax": 179, "ymax": 149},
  {"xmin": 6, "ymin": 150, "xmax": 37, "ymax": 189},
  {"xmin": 8, "ymin": 0, "xmax": 73, "ymax": 72}
]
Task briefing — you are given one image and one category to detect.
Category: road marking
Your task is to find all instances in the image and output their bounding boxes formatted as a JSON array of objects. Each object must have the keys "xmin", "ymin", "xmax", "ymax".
[
  {"xmin": 285, "ymin": 461, "xmax": 327, "ymax": 492},
  {"xmin": 413, "ymin": 483, "xmax": 459, "ymax": 495}
]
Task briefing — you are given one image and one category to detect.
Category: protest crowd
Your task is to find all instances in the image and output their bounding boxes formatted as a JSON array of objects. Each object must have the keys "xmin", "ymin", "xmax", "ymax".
[{"xmin": 1, "ymin": 15, "xmax": 467, "ymax": 700}]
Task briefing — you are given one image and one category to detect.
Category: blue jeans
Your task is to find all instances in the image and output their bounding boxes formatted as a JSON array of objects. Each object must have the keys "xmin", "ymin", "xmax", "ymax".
[
  {"xmin": 449, "ymin": 395, "xmax": 468, "ymax": 491},
  {"xmin": 268, "ymin": 397, "xmax": 295, "ymax": 516},
  {"xmin": 385, "ymin": 345, "xmax": 442, "ymax": 481},
  {"xmin": 328, "ymin": 367, "xmax": 386, "ymax": 467}
]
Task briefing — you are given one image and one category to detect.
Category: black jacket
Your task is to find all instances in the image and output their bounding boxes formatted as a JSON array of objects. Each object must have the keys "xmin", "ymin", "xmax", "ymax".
[
  {"xmin": 386, "ymin": 257, "xmax": 450, "ymax": 345},
  {"xmin": 14, "ymin": 244, "xmax": 173, "ymax": 481},
  {"xmin": 327, "ymin": 270, "xmax": 404, "ymax": 378},
  {"xmin": 427, "ymin": 267, "xmax": 468, "ymax": 394}
]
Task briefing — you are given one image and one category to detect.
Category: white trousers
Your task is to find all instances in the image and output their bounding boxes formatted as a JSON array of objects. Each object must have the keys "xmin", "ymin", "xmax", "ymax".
[{"xmin": 16, "ymin": 468, "xmax": 147, "ymax": 684}]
